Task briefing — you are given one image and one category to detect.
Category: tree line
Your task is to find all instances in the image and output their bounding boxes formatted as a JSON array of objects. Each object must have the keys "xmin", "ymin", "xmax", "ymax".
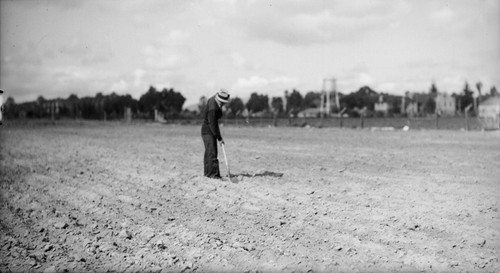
[
  {"xmin": 2, "ymin": 86, "xmax": 185, "ymax": 120},
  {"xmin": 2, "ymin": 81, "xmax": 497, "ymax": 120}
]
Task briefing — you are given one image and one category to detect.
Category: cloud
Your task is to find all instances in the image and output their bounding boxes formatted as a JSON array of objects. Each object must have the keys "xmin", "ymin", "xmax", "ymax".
[
  {"xmin": 134, "ymin": 69, "xmax": 146, "ymax": 88},
  {"xmin": 110, "ymin": 80, "xmax": 129, "ymax": 93},
  {"xmin": 232, "ymin": 75, "xmax": 298, "ymax": 97},
  {"xmin": 231, "ymin": 52, "xmax": 247, "ymax": 68},
  {"xmin": 55, "ymin": 39, "xmax": 114, "ymax": 65},
  {"xmin": 9, "ymin": 0, "xmax": 85, "ymax": 10},
  {"xmin": 141, "ymin": 30, "xmax": 195, "ymax": 70},
  {"xmin": 230, "ymin": 51, "xmax": 259, "ymax": 71},
  {"xmin": 230, "ymin": 0, "xmax": 398, "ymax": 45},
  {"xmin": 377, "ymin": 82, "xmax": 397, "ymax": 92},
  {"xmin": 430, "ymin": 6, "xmax": 455, "ymax": 23}
]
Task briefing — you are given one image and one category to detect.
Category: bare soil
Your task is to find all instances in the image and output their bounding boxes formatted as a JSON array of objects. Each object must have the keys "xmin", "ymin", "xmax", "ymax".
[{"xmin": 1, "ymin": 121, "xmax": 499, "ymax": 272}]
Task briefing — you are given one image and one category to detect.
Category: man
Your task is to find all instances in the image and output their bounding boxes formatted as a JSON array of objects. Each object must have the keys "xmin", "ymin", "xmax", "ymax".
[{"xmin": 201, "ymin": 89, "xmax": 230, "ymax": 179}]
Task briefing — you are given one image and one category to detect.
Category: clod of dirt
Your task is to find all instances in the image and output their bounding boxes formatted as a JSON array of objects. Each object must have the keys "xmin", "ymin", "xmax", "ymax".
[
  {"xmin": 43, "ymin": 244, "xmax": 53, "ymax": 252},
  {"xmin": 75, "ymin": 255, "xmax": 86, "ymax": 262},
  {"xmin": 43, "ymin": 265, "xmax": 57, "ymax": 273},
  {"xmin": 138, "ymin": 228, "xmax": 156, "ymax": 242},
  {"xmin": 155, "ymin": 239, "xmax": 167, "ymax": 249},
  {"xmin": 100, "ymin": 242, "xmax": 117, "ymax": 252},
  {"xmin": 118, "ymin": 229, "xmax": 132, "ymax": 239},
  {"xmin": 243, "ymin": 244, "xmax": 256, "ymax": 252},
  {"xmin": 29, "ymin": 252, "xmax": 47, "ymax": 263},
  {"xmin": 232, "ymin": 242, "xmax": 244, "ymax": 249},
  {"xmin": 54, "ymin": 222, "xmax": 68, "ymax": 229},
  {"xmin": 408, "ymin": 224, "xmax": 420, "ymax": 231}
]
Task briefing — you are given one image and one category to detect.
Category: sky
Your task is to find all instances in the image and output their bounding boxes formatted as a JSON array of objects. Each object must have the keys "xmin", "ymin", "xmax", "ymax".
[{"xmin": 1, "ymin": 0, "xmax": 499, "ymax": 107}]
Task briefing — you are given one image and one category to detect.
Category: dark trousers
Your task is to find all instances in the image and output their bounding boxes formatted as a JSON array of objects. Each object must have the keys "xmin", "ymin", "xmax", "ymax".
[{"xmin": 202, "ymin": 134, "xmax": 220, "ymax": 178}]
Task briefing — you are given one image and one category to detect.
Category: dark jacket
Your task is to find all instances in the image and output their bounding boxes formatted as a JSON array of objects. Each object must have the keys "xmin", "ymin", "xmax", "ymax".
[{"xmin": 201, "ymin": 96, "xmax": 223, "ymax": 141}]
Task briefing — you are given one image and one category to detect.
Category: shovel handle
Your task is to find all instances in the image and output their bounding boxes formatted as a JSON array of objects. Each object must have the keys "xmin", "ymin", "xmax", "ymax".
[{"xmin": 221, "ymin": 143, "xmax": 231, "ymax": 177}]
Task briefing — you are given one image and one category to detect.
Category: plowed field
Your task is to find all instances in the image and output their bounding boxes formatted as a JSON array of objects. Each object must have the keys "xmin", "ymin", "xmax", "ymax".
[{"xmin": 1, "ymin": 121, "xmax": 499, "ymax": 272}]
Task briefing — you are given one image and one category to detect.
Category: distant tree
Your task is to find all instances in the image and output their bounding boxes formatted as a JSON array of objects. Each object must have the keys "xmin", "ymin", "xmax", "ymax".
[
  {"xmin": 5, "ymin": 96, "xmax": 15, "ymax": 105},
  {"xmin": 340, "ymin": 86, "xmax": 379, "ymax": 115},
  {"xmin": 423, "ymin": 97, "xmax": 436, "ymax": 114},
  {"xmin": 286, "ymin": 89, "xmax": 303, "ymax": 116},
  {"xmin": 139, "ymin": 86, "xmax": 159, "ymax": 116},
  {"xmin": 35, "ymin": 96, "xmax": 47, "ymax": 117},
  {"xmin": 37, "ymin": 96, "xmax": 46, "ymax": 104},
  {"xmin": 460, "ymin": 81, "xmax": 474, "ymax": 112},
  {"xmin": 430, "ymin": 82, "xmax": 438, "ymax": 96},
  {"xmin": 246, "ymin": 92, "xmax": 269, "ymax": 113},
  {"xmin": 198, "ymin": 96, "xmax": 207, "ymax": 114},
  {"xmin": 159, "ymin": 88, "xmax": 186, "ymax": 117},
  {"xmin": 227, "ymin": 97, "xmax": 245, "ymax": 118},
  {"xmin": 81, "ymin": 96, "xmax": 98, "ymax": 119},
  {"xmin": 94, "ymin": 92, "xmax": 105, "ymax": 118},
  {"xmin": 491, "ymin": 86, "xmax": 498, "ymax": 97},
  {"xmin": 67, "ymin": 94, "xmax": 81, "ymax": 118},
  {"xmin": 271, "ymin": 97, "xmax": 284, "ymax": 114},
  {"xmin": 304, "ymin": 91, "xmax": 321, "ymax": 108},
  {"xmin": 104, "ymin": 93, "xmax": 138, "ymax": 119},
  {"xmin": 138, "ymin": 86, "xmax": 185, "ymax": 118},
  {"xmin": 67, "ymin": 94, "xmax": 79, "ymax": 103},
  {"xmin": 3, "ymin": 97, "xmax": 16, "ymax": 118}
]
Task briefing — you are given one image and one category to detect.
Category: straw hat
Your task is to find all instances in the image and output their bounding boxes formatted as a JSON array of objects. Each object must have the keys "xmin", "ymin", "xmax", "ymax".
[{"xmin": 215, "ymin": 89, "xmax": 230, "ymax": 104}]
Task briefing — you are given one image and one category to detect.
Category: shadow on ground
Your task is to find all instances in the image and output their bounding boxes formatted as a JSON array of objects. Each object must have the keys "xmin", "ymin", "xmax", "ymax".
[{"xmin": 234, "ymin": 171, "xmax": 284, "ymax": 178}]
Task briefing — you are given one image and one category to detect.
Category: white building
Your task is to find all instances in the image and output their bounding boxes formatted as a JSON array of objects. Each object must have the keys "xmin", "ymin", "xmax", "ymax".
[
  {"xmin": 434, "ymin": 93, "xmax": 456, "ymax": 116},
  {"xmin": 479, "ymin": 96, "xmax": 500, "ymax": 118},
  {"xmin": 374, "ymin": 95, "xmax": 390, "ymax": 116},
  {"xmin": 478, "ymin": 96, "xmax": 500, "ymax": 129}
]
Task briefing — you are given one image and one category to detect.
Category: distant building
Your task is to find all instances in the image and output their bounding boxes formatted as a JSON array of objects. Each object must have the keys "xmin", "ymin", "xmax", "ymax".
[
  {"xmin": 298, "ymin": 107, "xmax": 321, "ymax": 118},
  {"xmin": 183, "ymin": 103, "xmax": 200, "ymax": 114},
  {"xmin": 403, "ymin": 92, "xmax": 455, "ymax": 117},
  {"xmin": 405, "ymin": 102, "xmax": 419, "ymax": 117},
  {"xmin": 374, "ymin": 95, "xmax": 391, "ymax": 116},
  {"xmin": 479, "ymin": 96, "xmax": 500, "ymax": 119},
  {"xmin": 478, "ymin": 96, "xmax": 500, "ymax": 129},
  {"xmin": 435, "ymin": 93, "xmax": 456, "ymax": 116},
  {"xmin": 403, "ymin": 93, "xmax": 429, "ymax": 117}
]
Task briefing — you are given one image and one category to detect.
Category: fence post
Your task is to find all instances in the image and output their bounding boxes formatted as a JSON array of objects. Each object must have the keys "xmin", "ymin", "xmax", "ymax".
[
  {"xmin": 338, "ymin": 108, "xmax": 346, "ymax": 129},
  {"xmin": 124, "ymin": 107, "xmax": 132, "ymax": 123},
  {"xmin": 0, "ymin": 90, "xmax": 3, "ymax": 125},
  {"xmin": 51, "ymin": 102, "xmax": 55, "ymax": 121},
  {"xmin": 465, "ymin": 104, "xmax": 473, "ymax": 131},
  {"xmin": 435, "ymin": 112, "xmax": 440, "ymax": 129},
  {"xmin": 465, "ymin": 111, "xmax": 469, "ymax": 131}
]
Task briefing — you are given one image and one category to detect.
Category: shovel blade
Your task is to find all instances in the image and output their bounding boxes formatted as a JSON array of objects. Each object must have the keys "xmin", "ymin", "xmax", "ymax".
[
  {"xmin": 221, "ymin": 143, "xmax": 234, "ymax": 181},
  {"xmin": 229, "ymin": 176, "xmax": 238, "ymax": 183}
]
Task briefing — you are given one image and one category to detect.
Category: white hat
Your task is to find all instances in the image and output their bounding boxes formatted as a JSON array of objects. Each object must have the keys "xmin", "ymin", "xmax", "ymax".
[{"xmin": 215, "ymin": 89, "xmax": 230, "ymax": 104}]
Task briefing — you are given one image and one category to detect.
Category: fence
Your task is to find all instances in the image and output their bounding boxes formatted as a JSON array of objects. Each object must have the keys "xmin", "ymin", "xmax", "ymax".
[
  {"xmin": 216, "ymin": 116, "xmax": 484, "ymax": 131},
  {"xmin": 2, "ymin": 115, "xmax": 486, "ymax": 131}
]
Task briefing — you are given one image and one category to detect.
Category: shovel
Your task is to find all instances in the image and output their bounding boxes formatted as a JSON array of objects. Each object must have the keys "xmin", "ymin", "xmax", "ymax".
[{"xmin": 221, "ymin": 143, "xmax": 238, "ymax": 183}]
